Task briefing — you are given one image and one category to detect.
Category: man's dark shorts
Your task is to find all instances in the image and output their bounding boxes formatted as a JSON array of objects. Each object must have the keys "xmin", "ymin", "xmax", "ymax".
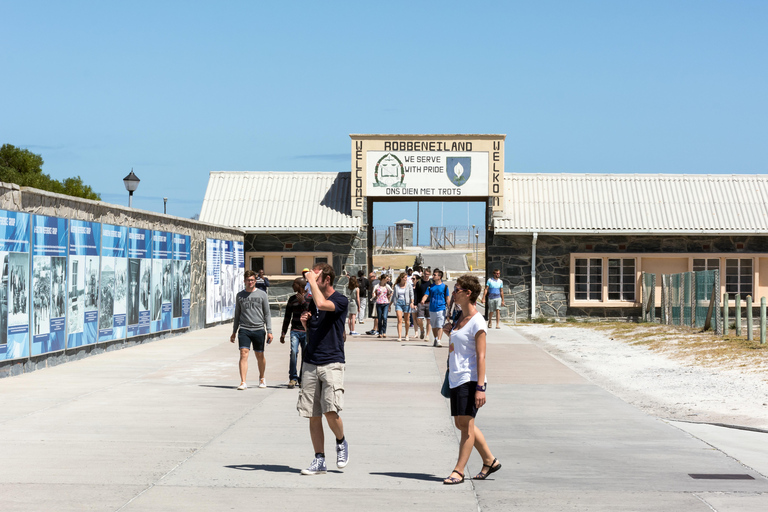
[{"xmin": 238, "ymin": 329, "xmax": 266, "ymax": 352}]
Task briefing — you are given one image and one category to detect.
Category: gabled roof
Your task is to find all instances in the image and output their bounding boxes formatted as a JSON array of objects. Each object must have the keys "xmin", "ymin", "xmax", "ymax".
[
  {"xmin": 494, "ymin": 174, "xmax": 768, "ymax": 234},
  {"xmin": 199, "ymin": 171, "xmax": 359, "ymax": 233}
]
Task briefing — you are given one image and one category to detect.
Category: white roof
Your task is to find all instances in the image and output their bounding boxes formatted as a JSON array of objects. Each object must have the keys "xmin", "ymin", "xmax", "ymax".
[
  {"xmin": 495, "ymin": 174, "xmax": 768, "ymax": 234},
  {"xmin": 199, "ymin": 171, "xmax": 359, "ymax": 233}
]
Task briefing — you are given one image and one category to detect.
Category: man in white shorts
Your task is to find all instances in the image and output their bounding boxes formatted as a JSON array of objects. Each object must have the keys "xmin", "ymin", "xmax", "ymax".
[{"xmin": 421, "ymin": 268, "xmax": 450, "ymax": 347}]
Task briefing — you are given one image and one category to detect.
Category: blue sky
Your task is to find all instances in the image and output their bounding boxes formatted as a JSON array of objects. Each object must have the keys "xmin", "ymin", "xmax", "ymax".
[{"xmin": 2, "ymin": 1, "xmax": 766, "ymax": 243}]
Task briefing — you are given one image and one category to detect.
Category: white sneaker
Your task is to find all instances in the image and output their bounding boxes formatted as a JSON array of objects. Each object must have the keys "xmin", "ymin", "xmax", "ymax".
[
  {"xmin": 258, "ymin": 379, "xmax": 266, "ymax": 388},
  {"xmin": 336, "ymin": 439, "xmax": 349, "ymax": 468},
  {"xmin": 237, "ymin": 382, "xmax": 247, "ymax": 390},
  {"xmin": 301, "ymin": 456, "xmax": 327, "ymax": 475},
  {"xmin": 433, "ymin": 339, "xmax": 442, "ymax": 347}
]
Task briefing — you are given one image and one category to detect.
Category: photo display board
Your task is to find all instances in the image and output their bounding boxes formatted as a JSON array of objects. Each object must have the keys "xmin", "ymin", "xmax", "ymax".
[
  {"xmin": 221, "ymin": 240, "xmax": 235, "ymax": 321},
  {"xmin": 172, "ymin": 233, "xmax": 191, "ymax": 329},
  {"xmin": 234, "ymin": 240, "xmax": 244, "ymax": 299},
  {"xmin": 151, "ymin": 230, "xmax": 172, "ymax": 332},
  {"xmin": 0, "ymin": 210, "xmax": 30, "ymax": 361},
  {"xmin": 205, "ymin": 238, "xmax": 242, "ymax": 324},
  {"xmin": 31, "ymin": 214, "xmax": 68, "ymax": 356},
  {"xmin": 127, "ymin": 227, "xmax": 151, "ymax": 338},
  {"xmin": 67, "ymin": 220, "xmax": 101, "ymax": 348},
  {"xmin": 99, "ymin": 224, "xmax": 128, "ymax": 343},
  {"xmin": 205, "ymin": 239, "xmax": 221, "ymax": 324}
]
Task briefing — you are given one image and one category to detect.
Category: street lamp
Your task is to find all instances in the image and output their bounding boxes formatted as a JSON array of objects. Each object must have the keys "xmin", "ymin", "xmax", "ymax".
[
  {"xmin": 475, "ymin": 232, "xmax": 479, "ymax": 268},
  {"xmin": 123, "ymin": 169, "xmax": 140, "ymax": 208}
]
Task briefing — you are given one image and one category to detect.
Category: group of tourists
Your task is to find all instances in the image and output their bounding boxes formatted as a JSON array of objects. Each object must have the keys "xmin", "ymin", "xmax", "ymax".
[{"xmin": 230, "ymin": 264, "xmax": 502, "ymax": 482}]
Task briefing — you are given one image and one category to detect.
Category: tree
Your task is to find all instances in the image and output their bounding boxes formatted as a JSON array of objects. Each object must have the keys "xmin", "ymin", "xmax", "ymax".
[{"xmin": 0, "ymin": 144, "xmax": 101, "ymax": 200}]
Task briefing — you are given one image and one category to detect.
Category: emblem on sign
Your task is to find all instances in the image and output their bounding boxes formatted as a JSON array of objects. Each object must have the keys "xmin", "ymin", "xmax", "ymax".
[
  {"xmin": 446, "ymin": 157, "xmax": 471, "ymax": 186},
  {"xmin": 374, "ymin": 153, "xmax": 405, "ymax": 187}
]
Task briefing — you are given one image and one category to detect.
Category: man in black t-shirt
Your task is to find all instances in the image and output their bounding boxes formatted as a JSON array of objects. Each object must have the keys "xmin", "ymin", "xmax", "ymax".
[{"xmin": 298, "ymin": 263, "xmax": 349, "ymax": 475}]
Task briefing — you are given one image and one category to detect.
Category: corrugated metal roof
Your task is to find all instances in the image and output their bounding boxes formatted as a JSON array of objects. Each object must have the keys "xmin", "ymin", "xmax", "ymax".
[
  {"xmin": 199, "ymin": 171, "xmax": 360, "ymax": 233},
  {"xmin": 495, "ymin": 174, "xmax": 768, "ymax": 234}
]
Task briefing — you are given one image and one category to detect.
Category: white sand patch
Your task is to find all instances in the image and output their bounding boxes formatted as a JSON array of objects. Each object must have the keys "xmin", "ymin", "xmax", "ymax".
[{"xmin": 516, "ymin": 324, "xmax": 768, "ymax": 430}]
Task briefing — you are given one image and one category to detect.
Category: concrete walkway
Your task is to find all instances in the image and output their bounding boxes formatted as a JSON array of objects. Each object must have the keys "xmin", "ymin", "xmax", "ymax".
[{"xmin": 1, "ymin": 318, "xmax": 766, "ymax": 511}]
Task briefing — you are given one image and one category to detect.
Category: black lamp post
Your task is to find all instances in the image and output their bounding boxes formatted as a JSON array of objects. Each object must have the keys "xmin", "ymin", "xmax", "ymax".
[{"xmin": 123, "ymin": 169, "xmax": 140, "ymax": 208}]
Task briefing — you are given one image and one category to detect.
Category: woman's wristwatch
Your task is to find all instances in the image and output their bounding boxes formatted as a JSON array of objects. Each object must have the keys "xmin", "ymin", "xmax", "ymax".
[{"xmin": 476, "ymin": 384, "xmax": 486, "ymax": 392}]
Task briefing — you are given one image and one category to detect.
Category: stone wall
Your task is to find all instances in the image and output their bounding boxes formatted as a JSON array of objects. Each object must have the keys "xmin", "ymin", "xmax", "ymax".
[
  {"xmin": 245, "ymin": 203, "xmax": 368, "ymax": 279},
  {"xmin": 0, "ymin": 182, "xmax": 244, "ymax": 377},
  {"xmin": 488, "ymin": 233, "xmax": 768, "ymax": 319}
]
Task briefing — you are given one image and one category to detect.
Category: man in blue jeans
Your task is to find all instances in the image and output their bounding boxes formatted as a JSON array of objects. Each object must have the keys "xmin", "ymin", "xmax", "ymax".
[{"xmin": 280, "ymin": 277, "xmax": 309, "ymax": 389}]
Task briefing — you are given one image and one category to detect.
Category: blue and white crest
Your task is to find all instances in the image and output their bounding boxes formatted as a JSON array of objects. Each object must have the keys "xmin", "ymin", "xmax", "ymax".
[{"xmin": 446, "ymin": 157, "xmax": 471, "ymax": 187}]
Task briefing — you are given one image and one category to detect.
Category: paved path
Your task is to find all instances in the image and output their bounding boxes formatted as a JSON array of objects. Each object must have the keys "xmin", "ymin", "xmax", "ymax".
[{"xmin": 1, "ymin": 317, "xmax": 766, "ymax": 511}]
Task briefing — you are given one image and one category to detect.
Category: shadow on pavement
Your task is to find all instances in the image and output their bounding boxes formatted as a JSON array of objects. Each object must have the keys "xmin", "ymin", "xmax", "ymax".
[
  {"xmin": 225, "ymin": 464, "xmax": 297, "ymax": 473},
  {"xmin": 370, "ymin": 471, "xmax": 443, "ymax": 482}
]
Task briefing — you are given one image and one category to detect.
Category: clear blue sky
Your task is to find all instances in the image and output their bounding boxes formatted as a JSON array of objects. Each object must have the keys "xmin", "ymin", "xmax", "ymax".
[{"xmin": 2, "ymin": 0, "xmax": 766, "ymax": 242}]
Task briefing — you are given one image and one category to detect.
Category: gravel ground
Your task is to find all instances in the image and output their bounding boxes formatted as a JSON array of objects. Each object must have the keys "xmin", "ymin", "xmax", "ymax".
[{"xmin": 517, "ymin": 324, "xmax": 768, "ymax": 430}]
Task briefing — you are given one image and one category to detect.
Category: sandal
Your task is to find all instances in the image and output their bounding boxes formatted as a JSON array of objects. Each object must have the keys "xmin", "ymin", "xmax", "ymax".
[
  {"xmin": 443, "ymin": 469, "xmax": 464, "ymax": 485},
  {"xmin": 473, "ymin": 458, "xmax": 501, "ymax": 480}
]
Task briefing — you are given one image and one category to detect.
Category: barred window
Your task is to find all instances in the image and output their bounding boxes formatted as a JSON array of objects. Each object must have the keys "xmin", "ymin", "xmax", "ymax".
[
  {"xmin": 693, "ymin": 258, "xmax": 719, "ymax": 272},
  {"xmin": 725, "ymin": 258, "xmax": 752, "ymax": 300},
  {"xmin": 282, "ymin": 257, "xmax": 296, "ymax": 275},
  {"xmin": 608, "ymin": 258, "xmax": 635, "ymax": 301},
  {"xmin": 574, "ymin": 258, "xmax": 602, "ymax": 301}
]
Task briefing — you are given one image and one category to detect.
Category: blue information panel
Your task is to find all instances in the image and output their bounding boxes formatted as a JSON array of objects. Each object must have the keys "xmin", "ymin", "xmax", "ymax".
[
  {"xmin": 127, "ymin": 227, "xmax": 151, "ymax": 338},
  {"xmin": 30, "ymin": 215, "xmax": 68, "ymax": 356},
  {"xmin": 99, "ymin": 224, "xmax": 128, "ymax": 343},
  {"xmin": 221, "ymin": 240, "xmax": 235, "ymax": 321},
  {"xmin": 151, "ymin": 230, "xmax": 172, "ymax": 332},
  {"xmin": 234, "ymin": 239, "xmax": 244, "ymax": 297},
  {"xmin": 0, "ymin": 210, "xmax": 30, "ymax": 361},
  {"xmin": 205, "ymin": 239, "xmax": 221, "ymax": 324},
  {"xmin": 67, "ymin": 220, "xmax": 101, "ymax": 348},
  {"xmin": 172, "ymin": 233, "xmax": 191, "ymax": 329}
]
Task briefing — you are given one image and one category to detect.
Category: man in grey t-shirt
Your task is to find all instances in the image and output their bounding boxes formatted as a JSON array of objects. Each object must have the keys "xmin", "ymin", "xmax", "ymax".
[{"xmin": 230, "ymin": 270, "xmax": 273, "ymax": 390}]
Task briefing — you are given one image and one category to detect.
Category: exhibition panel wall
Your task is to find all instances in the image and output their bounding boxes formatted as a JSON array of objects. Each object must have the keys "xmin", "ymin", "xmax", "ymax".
[
  {"xmin": 0, "ymin": 182, "xmax": 244, "ymax": 375},
  {"xmin": 0, "ymin": 210, "xmax": 198, "ymax": 361}
]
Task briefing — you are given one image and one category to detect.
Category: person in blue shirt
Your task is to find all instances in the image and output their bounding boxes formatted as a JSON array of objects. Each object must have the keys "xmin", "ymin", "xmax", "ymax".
[
  {"xmin": 480, "ymin": 269, "xmax": 505, "ymax": 329},
  {"xmin": 421, "ymin": 268, "xmax": 450, "ymax": 347}
]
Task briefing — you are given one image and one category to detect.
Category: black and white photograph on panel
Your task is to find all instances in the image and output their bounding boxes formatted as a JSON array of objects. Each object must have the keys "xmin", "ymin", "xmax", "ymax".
[
  {"xmin": 8, "ymin": 252, "xmax": 29, "ymax": 328},
  {"xmin": 51, "ymin": 256, "xmax": 66, "ymax": 320},
  {"xmin": 99, "ymin": 257, "xmax": 115, "ymax": 330},
  {"xmin": 172, "ymin": 260, "xmax": 181, "ymax": 318},
  {"xmin": 151, "ymin": 259, "xmax": 162, "ymax": 321},
  {"xmin": 33, "ymin": 256, "xmax": 52, "ymax": 336},
  {"xmin": 113, "ymin": 257, "xmax": 127, "ymax": 321},
  {"xmin": 85, "ymin": 255, "xmax": 99, "ymax": 310},
  {"xmin": 127, "ymin": 258, "xmax": 140, "ymax": 327},
  {"xmin": 181, "ymin": 260, "xmax": 190, "ymax": 301},
  {"xmin": 0, "ymin": 254, "xmax": 8, "ymax": 345},
  {"xmin": 68, "ymin": 255, "xmax": 85, "ymax": 334},
  {"xmin": 140, "ymin": 259, "xmax": 150, "ymax": 313},
  {"xmin": 162, "ymin": 260, "xmax": 172, "ymax": 305}
]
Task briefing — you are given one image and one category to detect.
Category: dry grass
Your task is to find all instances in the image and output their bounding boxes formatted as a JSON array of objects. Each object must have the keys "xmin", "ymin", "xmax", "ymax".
[
  {"xmin": 372, "ymin": 254, "xmax": 419, "ymax": 269},
  {"xmin": 551, "ymin": 321, "xmax": 768, "ymax": 374}
]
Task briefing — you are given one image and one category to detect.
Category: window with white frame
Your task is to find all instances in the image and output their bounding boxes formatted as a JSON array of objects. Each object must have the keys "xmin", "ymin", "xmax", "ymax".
[
  {"xmin": 692, "ymin": 258, "xmax": 719, "ymax": 272},
  {"xmin": 574, "ymin": 258, "xmax": 602, "ymax": 301},
  {"xmin": 725, "ymin": 258, "xmax": 753, "ymax": 300},
  {"xmin": 282, "ymin": 257, "xmax": 296, "ymax": 275},
  {"xmin": 608, "ymin": 258, "xmax": 636, "ymax": 301}
]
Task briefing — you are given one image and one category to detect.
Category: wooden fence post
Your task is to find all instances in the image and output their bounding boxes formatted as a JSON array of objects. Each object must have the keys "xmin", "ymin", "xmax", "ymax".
[
  {"xmin": 747, "ymin": 295, "xmax": 753, "ymax": 341},
  {"xmin": 723, "ymin": 294, "xmax": 729, "ymax": 336},
  {"xmin": 761, "ymin": 297, "xmax": 766, "ymax": 345},
  {"xmin": 735, "ymin": 296, "xmax": 742, "ymax": 336}
]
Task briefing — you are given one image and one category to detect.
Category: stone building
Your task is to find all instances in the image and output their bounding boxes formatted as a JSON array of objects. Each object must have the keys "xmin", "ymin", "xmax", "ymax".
[{"xmin": 200, "ymin": 168, "xmax": 768, "ymax": 320}]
